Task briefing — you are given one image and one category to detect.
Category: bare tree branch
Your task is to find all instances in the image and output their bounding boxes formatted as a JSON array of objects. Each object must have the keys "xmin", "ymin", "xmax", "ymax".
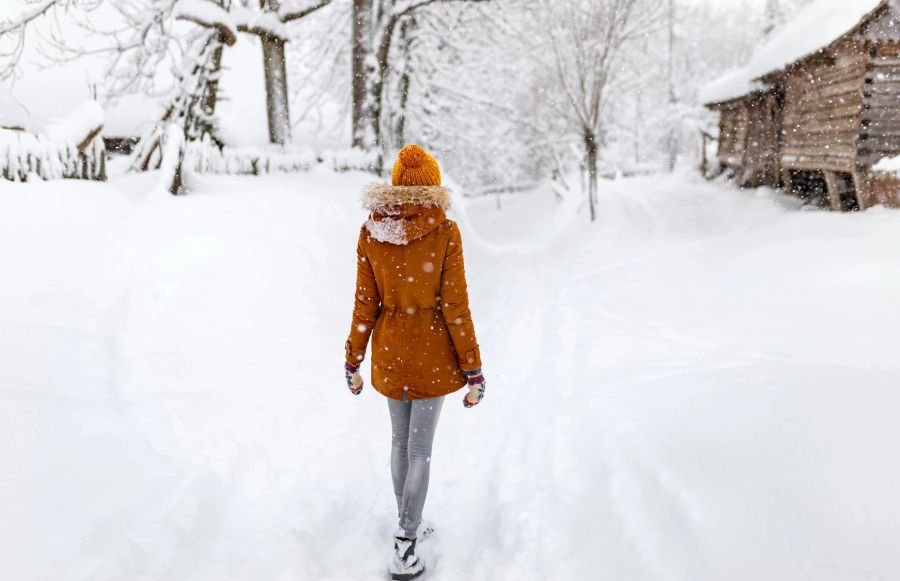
[
  {"xmin": 392, "ymin": 0, "xmax": 490, "ymax": 21},
  {"xmin": 0, "ymin": 0, "xmax": 58, "ymax": 36},
  {"xmin": 279, "ymin": 0, "xmax": 333, "ymax": 23},
  {"xmin": 175, "ymin": 14, "xmax": 237, "ymax": 45}
]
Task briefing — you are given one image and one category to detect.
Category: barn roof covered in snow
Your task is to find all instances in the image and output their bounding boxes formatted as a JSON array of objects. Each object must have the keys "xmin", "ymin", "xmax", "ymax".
[
  {"xmin": 0, "ymin": 87, "xmax": 29, "ymax": 129},
  {"xmin": 700, "ymin": 0, "xmax": 885, "ymax": 105}
]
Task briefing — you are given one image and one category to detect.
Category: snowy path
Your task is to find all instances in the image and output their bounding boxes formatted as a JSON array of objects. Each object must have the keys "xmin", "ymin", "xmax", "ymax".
[{"xmin": 2, "ymin": 171, "xmax": 900, "ymax": 580}]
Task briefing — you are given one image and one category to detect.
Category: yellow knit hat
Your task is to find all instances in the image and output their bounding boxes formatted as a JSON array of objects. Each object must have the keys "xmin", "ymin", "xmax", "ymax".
[{"xmin": 392, "ymin": 144, "xmax": 442, "ymax": 187}]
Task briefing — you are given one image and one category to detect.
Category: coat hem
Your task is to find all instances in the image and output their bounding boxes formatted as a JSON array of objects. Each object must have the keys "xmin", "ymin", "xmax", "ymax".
[{"xmin": 372, "ymin": 379, "xmax": 467, "ymax": 401}]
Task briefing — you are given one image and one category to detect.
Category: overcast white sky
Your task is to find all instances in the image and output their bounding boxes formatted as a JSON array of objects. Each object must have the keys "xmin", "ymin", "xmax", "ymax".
[{"xmin": 0, "ymin": 0, "xmax": 770, "ymax": 18}]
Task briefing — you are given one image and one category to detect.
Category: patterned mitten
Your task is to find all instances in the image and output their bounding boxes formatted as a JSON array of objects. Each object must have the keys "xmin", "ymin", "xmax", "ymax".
[
  {"xmin": 463, "ymin": 369, "xmax": 485, "ymax": 408},
  {"xmin": 345, "ymin": 362, "xmax": 363, "ymax": 395}
]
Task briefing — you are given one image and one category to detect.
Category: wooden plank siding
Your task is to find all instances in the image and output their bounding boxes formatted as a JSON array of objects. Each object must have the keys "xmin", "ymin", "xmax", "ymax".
[
  {"xmin": 779, "ymin": 45, "xmax": 867, "ymax": 176},
  {"xmin": 858, "ymin": 51, "xmax": 900, "ymax": 167},
  {"xmin": 716, "ymin": 102, "xmax": 750, "ymax": 169},
  {"xmin": 711, "ymin": 91, "xmax": 782, "ymax": 187},
  {"xmin": 742, "ymin": 90, "xmax": 782, "ymax": 187}
]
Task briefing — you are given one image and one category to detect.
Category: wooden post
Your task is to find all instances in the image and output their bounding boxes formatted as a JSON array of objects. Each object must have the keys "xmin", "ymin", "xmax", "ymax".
[
  {"xmin": 700, "ymin": 131, "xmax": 709, "ymax": 177},
  {"xmin": 782, "ymin": 168, "xmax": 794, "ymax": 196},
  {"xmin": 852, "ymin": 171, "xmax": 869, "ymax": 210},
  {"xmin": 823, "ymin": 171, "xmax": 842, "ymax": 211}
]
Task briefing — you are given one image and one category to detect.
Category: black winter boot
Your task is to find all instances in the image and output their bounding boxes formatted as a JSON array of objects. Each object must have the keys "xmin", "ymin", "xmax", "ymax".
[{"xmin": 389, "ymin": 530, "xmax": 425, "ymax": 580}]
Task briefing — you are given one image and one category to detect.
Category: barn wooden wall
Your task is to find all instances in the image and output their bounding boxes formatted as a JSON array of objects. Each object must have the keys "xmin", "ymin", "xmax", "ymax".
[
  {"xmin": 779, "ymin": 44, "xmax": 867, "ymax": 175},
  {"xmin": 717, "ymin": 104, "xmax": 749, "ymax": 169},
  {"xmin": 743, "ymin": 91, "xmax": 782, "ymax": 187},
  {"xmin": 858, "ymin": 43, "xmax": 900, "ymax": 169}
]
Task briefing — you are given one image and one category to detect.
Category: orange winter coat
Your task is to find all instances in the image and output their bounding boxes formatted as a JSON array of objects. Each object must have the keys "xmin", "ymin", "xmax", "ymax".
[{"xmin": 345, "ymin": 184, "xmax": 482, "ymax": 400}]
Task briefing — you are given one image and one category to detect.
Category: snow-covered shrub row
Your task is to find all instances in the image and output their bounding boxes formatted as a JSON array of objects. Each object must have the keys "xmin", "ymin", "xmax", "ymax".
[
  {"xmin": 0, "ymin": 101, "xmax": 106, "ymax": 182},
  {"xmin": 182, "ymin": 135, "xmax": 318, "ymax": 175},
  {"xmin": 320, "ymin": 148, "xmax": 381, "ymax": 173}
]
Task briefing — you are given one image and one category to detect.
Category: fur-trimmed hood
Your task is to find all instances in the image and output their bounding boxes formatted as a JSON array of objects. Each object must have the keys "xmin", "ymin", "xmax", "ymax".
[
  {"xmin": 362, "ymin": 184, "xmax": 452, "ymax": 212},
  {"xmin": 362, "ymin": 184, "xmax": 451, "ymax": 245}
]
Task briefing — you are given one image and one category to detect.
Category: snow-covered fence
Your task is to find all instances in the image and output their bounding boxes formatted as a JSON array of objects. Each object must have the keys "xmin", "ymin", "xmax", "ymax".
[
  {"xmin": 321, "ymin": 148, "xmax": 381, "ymax": 173},
  {"xmin": 184, "ymin": 136, "xmax": 317, "ymax": 175},
  {"xmin": 133, "ymin": 129, "xmax": 318, "ymax": 183},
  {"xmin": 0, "ymin": 101, "xmax": 106, "ymax": 182}
]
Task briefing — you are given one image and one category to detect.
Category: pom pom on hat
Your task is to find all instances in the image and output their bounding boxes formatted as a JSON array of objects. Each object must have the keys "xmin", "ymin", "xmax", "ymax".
[
  {"xmin": 398, "ymin": 144, "xmax": 428, "ymax": 168},
  {"xmin": 392, "ymin": 144, "xmax": 441, "ymax": 187}
]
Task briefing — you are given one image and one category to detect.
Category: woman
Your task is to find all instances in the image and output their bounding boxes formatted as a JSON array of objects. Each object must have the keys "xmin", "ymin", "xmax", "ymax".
[{"xmin": 344, "ymin": 144, "xmax": 486, "ymax": 580}]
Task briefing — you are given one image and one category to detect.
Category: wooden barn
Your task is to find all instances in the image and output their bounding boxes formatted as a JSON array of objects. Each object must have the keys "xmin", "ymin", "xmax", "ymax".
[{"xmin": 702, "ymin": 0, "xmax": 900, "ymax": 210}]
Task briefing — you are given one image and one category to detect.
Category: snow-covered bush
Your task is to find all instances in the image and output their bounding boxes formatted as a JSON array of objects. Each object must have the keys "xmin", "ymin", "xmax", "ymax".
[{"xmin": 0, "ymin": 101, "xmax": 105, "ymax": 182}]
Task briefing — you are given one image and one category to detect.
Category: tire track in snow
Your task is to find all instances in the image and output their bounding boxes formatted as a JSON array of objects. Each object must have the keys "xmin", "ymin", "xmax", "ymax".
[
  {"xmin": 605, "ymin": 435, "xmax": 710, "ymax": 581},
  {"xmin": 459, "ymin": 185, "xmax": 723, "ymax": 580},
  {"xmin": 448, "ymin": 206, "xmax": 607, "ymax": 578}
]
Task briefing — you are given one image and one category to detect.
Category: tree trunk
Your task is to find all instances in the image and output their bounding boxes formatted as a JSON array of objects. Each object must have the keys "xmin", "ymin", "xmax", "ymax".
[
  {"xmin": 259, "ymin": 0, "xmax": 291, "ymax": 145},
  {"xmin": 170, "ymin": 160, "xmax": 185, "ymax": 195},
  {"xmin": 261, "ymin": 34, "xmax": 292, "ymax": 145},
  {"xmin": 369, "ymin": 35, "xmax": 391, "ymax": 157},
  {"xmin": 204, "ymin": 42, "xmax": 225, "ymax": 115},
  {"xmin": 633, "ymin": 90, "xmax": 641, "ymax": 166},
  {"xmin": 369, "ymin": 13, "xmax": 404, "ymax": 172},
  {"xmin": 353, "ymin": 0, "xmax": 403, "ymax": 166},
  {"xmin": 352, "ymin": 0, "xmax": 373, "ymax": 148},
  {"xmin": 394, "ymin": 16, "xmax": 415, "ymax": 148},
  {"xmin": 585, "ymin": 129, "xmax": 598, "ymax": 223},
  {"xmin": 666, "ymin": 0, "xmax": 677, "ymax": 172}
]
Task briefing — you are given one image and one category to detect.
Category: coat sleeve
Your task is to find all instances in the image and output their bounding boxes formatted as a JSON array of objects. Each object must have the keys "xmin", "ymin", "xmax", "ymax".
[
  {"xmin": 346, "ymin": 228, "xmax": 381, "ymax": 366},
  {"xmin": 440, "ymin": 222, "xmax": 482, "ymax": 371}
]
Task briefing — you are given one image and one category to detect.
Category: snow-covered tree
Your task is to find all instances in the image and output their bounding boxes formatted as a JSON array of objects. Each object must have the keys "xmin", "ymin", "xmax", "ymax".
[
  {"xmin": 130, "ymin": 26, "xmax": 227, "ymax": 194},
  {"xmin": 3, "ymin": 0, "xmax": 778, "ymax": 197},
  {"xmin": 539, "ymin": 0, "xmax": 663, "ymax": 222},
  {"xmin": 350, "ymin": 0, "xmax": 490, "ymax": 166},
  {"xmin": 379, "ymin": 0, "xmax": 542, "ymax": 188},
  {"xmin": 6, "ymin": 0, "xmax": 335, "ymax": 146},
  {"xmin": 0, "ymin": 0, "xmax": 101, "ymax": 82}
]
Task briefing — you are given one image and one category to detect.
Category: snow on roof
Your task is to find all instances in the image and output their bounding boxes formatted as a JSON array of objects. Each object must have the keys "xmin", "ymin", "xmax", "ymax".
[
  {"xmin": 701, "ymin": 0, "xmax": 885, "ymax": 104},
  {"xmin": 43, "ymin": 100, "xmax": 104, "ymax": 144},
  {"xmin": 4, "ymin": 3, "xmax": 271, "ymax": 144},
  {"xmin": 2, "ymin": 55, "xmax": 161, "ymax": 136},
  {"xmin": 0, "ymin": 86, "xmax": 29, "ymax": 128},
  {"xmin": 7, "ymin": 39, "xmax": 267, "ymax": 144},
  {"xmin": 103, "ymin": 93, "xmax": 165, "ymax": 137},
  {"xmin": 700, "ymin": 67, "xmax": 766, "ymax": 107}
]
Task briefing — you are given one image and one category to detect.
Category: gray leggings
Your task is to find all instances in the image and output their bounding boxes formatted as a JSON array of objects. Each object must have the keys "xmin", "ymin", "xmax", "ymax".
[{"xmin": 387, "ymin": 396, "xmax": 445, "ymax": 537}]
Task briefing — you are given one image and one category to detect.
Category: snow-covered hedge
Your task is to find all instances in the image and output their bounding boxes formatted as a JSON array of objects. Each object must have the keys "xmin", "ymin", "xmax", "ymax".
[{"xmin": 1, "ymin": 101, "xmax": 106, "ymax": 182}]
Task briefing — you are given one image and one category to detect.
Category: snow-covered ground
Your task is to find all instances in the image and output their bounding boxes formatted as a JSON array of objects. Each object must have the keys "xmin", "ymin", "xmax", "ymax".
[{"xmin": 1, "ymin": 170, "xmax": 899, "ymax": 581}]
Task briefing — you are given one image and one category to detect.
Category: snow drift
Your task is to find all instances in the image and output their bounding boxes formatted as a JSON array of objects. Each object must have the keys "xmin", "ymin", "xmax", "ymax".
[{"xmin": 1, "ymin": 170, "xmax": 899, "ymax": 580}]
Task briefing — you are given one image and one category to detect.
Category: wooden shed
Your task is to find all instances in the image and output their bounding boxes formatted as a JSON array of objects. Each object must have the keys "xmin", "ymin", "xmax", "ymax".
[{"xmin": 702, "ymin": 0, "xmax": 900, "ymax": 210}]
